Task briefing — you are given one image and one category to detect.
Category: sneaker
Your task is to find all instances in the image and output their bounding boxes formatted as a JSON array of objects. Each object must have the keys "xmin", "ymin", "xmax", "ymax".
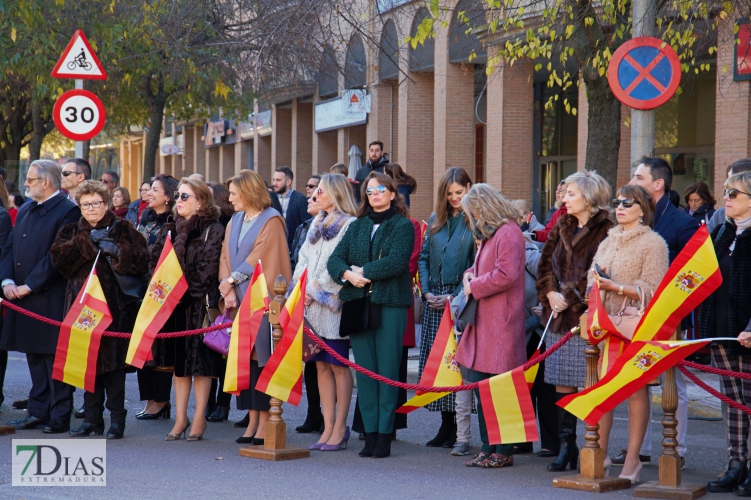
[
  {"xmin": 611, "ymin": 449, "xmax": 651, "ymax": 466},
  {"xmin": 452, "ymin": 442, "xmax": 470, "ymax": 456}
]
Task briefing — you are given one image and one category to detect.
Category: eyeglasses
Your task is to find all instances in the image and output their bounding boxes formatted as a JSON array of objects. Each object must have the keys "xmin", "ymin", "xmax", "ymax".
[
  {"xmin": 174, "ymin": 192, "xmax": 196, "ymax": 201},
  {"xmin": 725, "ymin": 188, "xmax": 751, "ymax": 199},
  {"xmin": 80, "ymin": 201, "xmax": 104, "ymax": 210},
  {"xmin": 25, "ymin": 177, "xmax": 41, "ymax": 183},
  {"xmin": 306, "ymin": 184, "xmax": 319, "ymax": 190},
  {"xmin": 611, "ymin": 198, "xmax": 641, "ymax": 208},
  {"xmin": 100, "ymin": 178, "xmax": 114, "ymax": 184},
  {"xmin": 366, "ymin": 185, "xmax": 387, "ymax": 196},
  {"xmin": 62, "ymin": 170, "xmax": 81, "ymax": 177}
]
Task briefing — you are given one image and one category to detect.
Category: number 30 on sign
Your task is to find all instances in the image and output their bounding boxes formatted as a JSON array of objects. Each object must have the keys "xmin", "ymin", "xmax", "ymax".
[{"xmin": 53, "ymin": 89, "xmax": 106, "ymax": 141}]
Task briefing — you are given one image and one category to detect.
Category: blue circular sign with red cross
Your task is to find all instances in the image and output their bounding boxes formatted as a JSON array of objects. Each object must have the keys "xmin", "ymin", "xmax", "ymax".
[{"xmin": 607, "ymin": 37, "xmax": 681, "ymax": 110}]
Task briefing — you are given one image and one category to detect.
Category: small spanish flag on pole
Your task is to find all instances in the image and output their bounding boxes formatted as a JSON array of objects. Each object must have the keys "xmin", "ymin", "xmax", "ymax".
[
  {"xmin": 587, "ymin": 275, "xmax": 630, "ymax": 345},
  {"xmin": 224, "ymin": 261, "xmax": 270, "ymax": 395},
  {"xmin": 478, "ymin": 367, "xmax": 539, "ymax": 445},
  {"xmin": 126, "ymin": 232, "xmax": 188, "ymax": 368},
  {"xmin": 256, "ymin": 269, "xmax": 307, "ymax": 405},
  {"xmin": 559, "ymin": 339, "xmax": 711, "ymax": 425},
  {"xmin": 53, "ymin": 256, "xmax": 112, "ymax": 392},
  {"xmin": 397, "ymin": 306, "xmax": 462, "ymax": 413}
]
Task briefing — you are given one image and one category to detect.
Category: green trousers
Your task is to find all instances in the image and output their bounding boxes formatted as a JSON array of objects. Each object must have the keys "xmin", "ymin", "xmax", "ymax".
[
  {"xmin": 468, "ymin": 368, "xmax": 516, "ymax": 455},
  {"xmin": 350, "ymin": 306, "xmax": 406, "ymax": 434}
]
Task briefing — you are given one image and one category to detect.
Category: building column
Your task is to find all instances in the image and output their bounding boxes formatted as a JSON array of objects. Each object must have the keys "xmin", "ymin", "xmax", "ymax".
[
  {"xmin": 291, "ymin": 99, "xmax": 313, "ymax": 189},
  {"xmin": 193, "ymin": 125, "xmax": 206, "ymax": 179},
  {"xmin": 235, "ymin": 139, "xmax": 249, "ymax": 174},
  {"xmin": 485, "ymin": 52, "xmax": 534, "ymax": 201},
  {"xmin": 220, "ymin": 144, "xmax": 235, "ymax": 182},
  {"xmin": 367, "ymin": 83, "xmax": 399, "ymax": 162},
  {"xmin": 206, "ymin": 147, "xmax": 219, "ymax": 182},
  {"xmin": 183, "ymin": 125, "xmax": 195, "ymax": 176},
  {"xmin": 271, "ymin": 104, "xmax": 292, "ymax": 179}
]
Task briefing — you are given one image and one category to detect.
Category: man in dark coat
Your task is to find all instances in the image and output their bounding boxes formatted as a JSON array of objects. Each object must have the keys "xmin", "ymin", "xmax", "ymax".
[
  {"xmin": 271, "ymin": 166, "xmax": 309, "ymax": 250},
  {"xmin": 1, "ymin": 160, "xmax": 80, "ymax": 432},
  {"xmin": 629, "ymin": 156, "xmax": 699, "ymax": 468},
  {"xmin": 354, "ymin": 141, "xmax": 389, "ymax": 204}
]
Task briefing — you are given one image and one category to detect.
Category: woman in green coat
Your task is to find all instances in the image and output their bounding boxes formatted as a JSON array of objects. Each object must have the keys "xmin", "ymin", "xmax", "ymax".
[{"xmin": 328, "ymin": 172, "xmax": 414, "ymax": 459}]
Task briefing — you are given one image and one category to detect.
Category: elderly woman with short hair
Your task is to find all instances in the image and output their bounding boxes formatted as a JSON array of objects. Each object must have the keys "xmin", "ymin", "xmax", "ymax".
[
  {"xmin": 51, "ymin": 180, "xmax": 150, "ymax": 439},
  {"xmin": 536, "ymin": 170, "xmax": 613, "ymax": 472}
]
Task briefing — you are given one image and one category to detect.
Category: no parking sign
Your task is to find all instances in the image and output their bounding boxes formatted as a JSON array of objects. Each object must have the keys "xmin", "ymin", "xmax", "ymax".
[{"xmin": 607, "ymin": 37, "xmax": 681, "ymax": 110}]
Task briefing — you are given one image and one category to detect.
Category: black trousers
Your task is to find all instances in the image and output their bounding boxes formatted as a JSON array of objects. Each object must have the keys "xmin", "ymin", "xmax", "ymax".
[
  {"xmin": 0, "ymin": 349, "xmax": 6, "ymax": 405},
  {"xmin": 208, "ymin": 359, "xmax": 231, "ymax": 409},
  {"xmin": 527, "ymin": 335, "xmax": 558, "ymax": 453},
  {"xmin": 302, "ymin": 360, "xmax": 321, "ymax": 417},
  {"xmin": 84, "ymin": 369, "xmax": 126, "ymax": 425},
  {"xmin": 136, "ymin": 366, "xmax": 172, "ymax": 403},
  {"xmin": 26, "ymin": 353, "xmax": 73, "ymax": 421}
]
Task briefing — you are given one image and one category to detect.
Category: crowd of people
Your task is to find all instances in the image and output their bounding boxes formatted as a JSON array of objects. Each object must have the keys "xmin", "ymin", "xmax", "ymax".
[{"xmin": 1, "ymin": 147, "xmax": 751, "ymax": 492}]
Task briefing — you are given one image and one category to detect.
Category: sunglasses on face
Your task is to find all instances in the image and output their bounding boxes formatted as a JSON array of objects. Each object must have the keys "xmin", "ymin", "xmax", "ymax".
[
  {"xmin": 611, "ymin": 198, "xmax": 641, "ymax": 208},
  {"xmin": 366, "ymin": 185, "xmax": 387, "ymax": 196},
  {"xmin": 62, "ymin": 170, "xmax": 81, "ymax": 177},
  {"xmin": 174, "ymin": 192, "xmax": 195, "ymax": 201},
  {"xmin": 306, "ymin": 184, "xmax": 318, "ymax": 190},
  {"xmin": 726, "ymin": 188, "xmax": 751, "ymax": 199}
]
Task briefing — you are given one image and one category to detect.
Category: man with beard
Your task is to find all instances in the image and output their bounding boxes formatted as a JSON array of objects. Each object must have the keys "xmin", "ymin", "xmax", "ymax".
[
  {"xmin": 272, "ymin": 166, "xmax": 309, "ymax": 250},
  {"xmin": 354, "ymin": 141, "xmax": 389, "ymax": 203}
]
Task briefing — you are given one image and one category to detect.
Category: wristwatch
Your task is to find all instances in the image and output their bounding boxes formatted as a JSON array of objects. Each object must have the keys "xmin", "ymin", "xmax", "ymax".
[
  {"xmin": 618, "ymin": 285, "xmax": 624, "ymax": 296},
  {"xmin": 227, "ymin": 276, "xmax": 236, "ymax": 285}
]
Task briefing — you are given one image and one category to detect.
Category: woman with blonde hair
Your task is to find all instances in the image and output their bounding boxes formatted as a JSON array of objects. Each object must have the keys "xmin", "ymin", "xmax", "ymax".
[
  {"xmin": 455, "ymin": 184, "xmax": 527, "ymax": 468},
  {"xmin": 218, "ymin": 169, "xmax": 291, "ymax": 444},
  {"xmin": 291, "ymin": 173, "xmax": 358, "ymax": 451},
  {"xmin": 537, "ymin": 170, "xmax": 613, "ymax": 471},
  {"xmin": 149, "ymin": 177, "xmax": 225, "ymax": 441}
]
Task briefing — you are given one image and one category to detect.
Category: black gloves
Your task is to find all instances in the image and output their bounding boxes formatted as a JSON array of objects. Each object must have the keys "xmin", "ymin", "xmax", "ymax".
[
  {"xmin": 98, "ymin": 240, "xmax": 121, "ymax": 259},
  {"xmin": 90, "ymin": 228, "xmax": 110, "ymax": 244}
]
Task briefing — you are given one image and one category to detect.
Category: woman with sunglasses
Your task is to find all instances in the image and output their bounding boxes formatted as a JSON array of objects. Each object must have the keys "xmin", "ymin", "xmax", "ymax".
[
  {"xmin": 150, "ymin": 178, "xmax": 225, "ymax": 441},
  {"xmin": 701, "ymin": 172, "xmax": 751, "ymax": 494},
  {"xmin": 50, "ymin": 180, "xmax": 150, "ymax": 439},
  {"xmin": 219, "ymin": 170, "xmax": 291, "ymax": 445},
  {"xmin": 537, "ymin": 170, "xmax": 612, "ymax": 472},
  {"xmin": 587, "ymin": 185, "xmax": 668, "ymax": 484},
  {"xmin": 327, "ymin": 172, "xmax": 414, "ymax": 458}
]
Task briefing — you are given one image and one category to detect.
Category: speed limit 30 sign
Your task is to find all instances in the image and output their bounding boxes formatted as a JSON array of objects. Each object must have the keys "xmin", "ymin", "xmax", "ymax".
[{"xmin": 53, "ymin": 89, "xmax": 106, "ymax": 141}]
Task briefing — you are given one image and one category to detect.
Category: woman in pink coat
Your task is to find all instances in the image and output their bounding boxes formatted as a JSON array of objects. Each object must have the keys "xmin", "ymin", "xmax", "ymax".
[{"xmin": 456, "ymin": 184, "xmax": 527, "ymax": 469}]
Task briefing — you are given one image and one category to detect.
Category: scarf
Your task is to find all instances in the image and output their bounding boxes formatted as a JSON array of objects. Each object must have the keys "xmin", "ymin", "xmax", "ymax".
[
  {"xmin": 308, "ymin": 210, "xmax": 350, "ymax": 244},
  {"xmin": 368, "ymin": 205, "xmax": 396, "ymax": 224}
]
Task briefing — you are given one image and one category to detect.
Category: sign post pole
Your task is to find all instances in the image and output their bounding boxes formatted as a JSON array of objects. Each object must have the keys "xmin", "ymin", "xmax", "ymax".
[
  {"xmin": 74, "ymin": 79, "xmax": 84, "ymax": 158},
  {"xmin": 630, "ymin": 0, "xmax": 656, "ymax": 166}
]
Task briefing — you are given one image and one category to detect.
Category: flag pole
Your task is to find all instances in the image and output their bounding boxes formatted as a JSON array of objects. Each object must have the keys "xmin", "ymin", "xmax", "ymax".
[
  {"xmin": 80, "ymin": 251, "xmax": 101, "ymax": 304},
  {"xmin": 536, "ymin": 306, "xmax": 556, "ymax": 351}
]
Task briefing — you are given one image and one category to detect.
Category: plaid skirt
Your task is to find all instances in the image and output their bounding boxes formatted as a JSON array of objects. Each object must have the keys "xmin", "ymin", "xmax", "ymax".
[
  {"xmin": 544, "ymin": 330, "xmax": 586, "ymax": 388},
  {"xmin": 419, "ymin": 284, "xmax": 456, "ymax": 412}
]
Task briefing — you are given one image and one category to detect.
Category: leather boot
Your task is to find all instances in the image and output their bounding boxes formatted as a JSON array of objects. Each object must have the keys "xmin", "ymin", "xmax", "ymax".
[
  {"xmin": 295, "ymin": 410, "xmax": 323, "ymax": 433},
  {"xmin": 426, "ymin": 411, "xmax": 452, "ymax": 447},
  {"xmin": 737, "ymin": 466, "xmax": 751, "ymax": 497},
  {"xmin": 707, "ymin": 459, "xmax": 747, "ymax": 493},
  {"xmin": 373, "ymin": 433, "xmax": 392, "ymax": 458},
  {"xmin": 548, "ymin": 393, "xmax": 579, "ymax": 472},
  {"xmin": 441, "ymin": 420, "xmax": 457, "ymax": 448},
  {"xmin": 359, "ymin": 432, "xmax": 378, "ymax": 457}
]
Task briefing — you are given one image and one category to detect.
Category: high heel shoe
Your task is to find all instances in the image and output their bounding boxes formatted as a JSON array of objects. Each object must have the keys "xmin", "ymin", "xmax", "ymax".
[
  {"xmin": 165, "ymin": 420, "xmax": 190, "ymax": 441},
  {"xmin": 321, "ymin": 427, "xmax": 350, "ymax": 451},
  {"xmin": 309, "ymin": 442, "xmax": 325, "ymax": 450},
  {"xmin": 619, "ymin": 461, "xmax": 643, "ymax": 485},
  {"xmin": 69, "ymin": 422, "xmax": 105, "ymax": 437},
  {"xmin": 137, "ymin": 402, "xmax": 171, "ymax": 420},
  {"xmin": 187, "ymin": 422, "xmax": 206, "ymax": 441}
]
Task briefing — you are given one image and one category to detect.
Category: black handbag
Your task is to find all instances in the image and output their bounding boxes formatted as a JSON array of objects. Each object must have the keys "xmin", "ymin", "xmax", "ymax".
[
  {"xmin": 103, "ymin": 219, "xmax": 150, "ymax": 304},
  {"xmin": 339, "ymin": 286, "xmax": 382, "ymax": 337}
]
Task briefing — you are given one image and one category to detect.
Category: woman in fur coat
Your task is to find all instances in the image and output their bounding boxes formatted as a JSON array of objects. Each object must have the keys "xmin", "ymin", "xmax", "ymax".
[
  {"xmin": 588, "ymin": 184, "xmax": 668, "ymax": 484},
  {"xmin": 150, "ymin": 178, "xmax": 225, "ymax": 442},
  {"xmin": 291, "ymin": 173, "xmax": 357, "ymax": 451},
  {"xmin": 51, "ymin": 180, "xmax": 150, "ymax": 439}
]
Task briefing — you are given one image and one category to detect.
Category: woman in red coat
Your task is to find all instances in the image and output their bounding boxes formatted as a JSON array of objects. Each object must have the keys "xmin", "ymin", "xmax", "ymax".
[{"xmin": 456, "ymin": 184, "xmax": 527, "ymax": 469}]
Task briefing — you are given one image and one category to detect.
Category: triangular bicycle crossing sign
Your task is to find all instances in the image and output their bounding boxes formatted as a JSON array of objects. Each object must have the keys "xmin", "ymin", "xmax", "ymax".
[{"xmin": 51, "ymin": 29, "xmax": 108, "ymax": 80}]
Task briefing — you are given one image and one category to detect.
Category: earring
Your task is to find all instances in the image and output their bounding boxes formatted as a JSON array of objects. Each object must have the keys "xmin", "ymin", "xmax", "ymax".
[{"xmin": 639, "ymin": 217, "xmax": 644, "ymax": 224}]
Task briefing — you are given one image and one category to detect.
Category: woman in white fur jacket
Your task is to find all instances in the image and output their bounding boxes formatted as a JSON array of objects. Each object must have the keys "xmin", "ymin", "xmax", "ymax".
[
  {"xmin": 588, "ymin": 184, "xmax": 669, "ymax": 484},
  {"xmin": 290, "ymin": 173, "xmax": 357, "ymax": 452}
]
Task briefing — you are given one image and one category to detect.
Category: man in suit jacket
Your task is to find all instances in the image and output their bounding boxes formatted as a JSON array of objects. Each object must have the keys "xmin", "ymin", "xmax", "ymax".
[
  {"xmin": 1, "ymin": 160, "xmax": 80, "ymax": 433},
  {"xmin": 629, "ymin": 156, "xmax": 699, "ymax": 467},
  {"xmin": 271, "ymin": 166, "xmax": 310, "ymax": 250}
]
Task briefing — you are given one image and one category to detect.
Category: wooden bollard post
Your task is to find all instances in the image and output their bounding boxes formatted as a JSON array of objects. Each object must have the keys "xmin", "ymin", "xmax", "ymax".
[
  {"xmin": 553, "ymin": 315, "xmax": 631, "ymax": 492},
  {"xmin": 635, "ymin": 328, "xmax": 706, "ymax": 499},
  {"xmin": 239, "ymin": 274, "xmax": 310, "ymax": 461}
]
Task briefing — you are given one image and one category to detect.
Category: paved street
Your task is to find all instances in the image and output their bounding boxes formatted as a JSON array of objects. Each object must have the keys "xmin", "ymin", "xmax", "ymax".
[{"xmin": 0, "ymin": 349, "xmax": 741, "ymax": 500}]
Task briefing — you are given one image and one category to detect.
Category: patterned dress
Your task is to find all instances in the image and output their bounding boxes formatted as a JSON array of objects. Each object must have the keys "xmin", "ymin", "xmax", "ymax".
[{"xmin": 419, "ymin": 283, "xmax": 457, "ymax": 412}]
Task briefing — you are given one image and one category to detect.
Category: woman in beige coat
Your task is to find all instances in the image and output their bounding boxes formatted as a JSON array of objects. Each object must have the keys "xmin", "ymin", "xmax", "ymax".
[
  {"xmin": 588, "ymin": 184, "xmax": 669, "ymax": 484},
  {"xmin": 218, "ymin": 170, "xmax": 292, "ymax": 444}
]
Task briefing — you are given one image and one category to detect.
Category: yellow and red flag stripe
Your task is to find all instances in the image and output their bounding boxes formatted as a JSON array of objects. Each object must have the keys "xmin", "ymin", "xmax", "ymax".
[
  {"xmin": 126, "ymin": 234, "xmax": 188, "ymax": 368},
  {"xmin": 559, "ymin": 339, "xmax": 710, "ymax": 425},
  {"xmin": 478, "ymin": 367, "xmax": 539, "ymax": 445},
  {"xmin": 632, "ymin": 224, "xmax": 721, "ymax": 342},
  {"xmin": 598, "ymin": 337, "xmax": 626, "ymax": 380},
  {"xmin": 587, "ymin": 276, "xmax": 630, "ymax": 345},
  {"xmin": 224, "ymin": 262, "xmax": 270, "ymax": 395},
  {"xmin": 53, "ymin": 266, "xmax": 112, "ymax": 392},
  {"xmin": 256, "ymin": 269, "xmax": 307, "ymax": 405},
  {"xmin": 397, "ymin": 306, "xmax": 462, "ymax": 414}
]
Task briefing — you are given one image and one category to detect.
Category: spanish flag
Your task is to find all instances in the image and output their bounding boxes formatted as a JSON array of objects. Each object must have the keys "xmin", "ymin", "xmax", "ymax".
[
  {"xmin": 632, "ymin": 224, "xmax": 721, "ymax": 342},
  {"xmin": 587, "ymin": 276, "xmax": 630, "ymax": 345},
  {"xmin": 224, "ymin": 261, "xmax": 270, "ymax": 395},
  {"xmin": 53, "ymin": 263, "xmax": 112, "ymax": 392},
  {"xmin": 256, "ymin": 269, "xmax": 306, "ymax": 405},
  {"xmin": 126, "ymin": 233, "xmax": 188, "ymax": 368},
  {"xmin": 478, "ymin": 367, "xmax": 539, "ymax": 445},
  {"xmin": 397, "ymin": 306, "xmax": 462, "ymax": 414},
  {"xmin": 559, "ymin": 339, "xmax": 710, "ymax": 425}
]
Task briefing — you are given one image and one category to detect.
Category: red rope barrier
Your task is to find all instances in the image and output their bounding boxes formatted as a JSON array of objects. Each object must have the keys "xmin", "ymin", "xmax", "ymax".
[
  {"xmin": 302, "ymin": 326, "xmax": 575, "ymax": 393},
  {"xmin": 679, "ymin": 359, "xmax": 751, "ymax": 381},
  {"xmin": 678, "ymin": 365, "xmax": 751, "ymax": 416}
]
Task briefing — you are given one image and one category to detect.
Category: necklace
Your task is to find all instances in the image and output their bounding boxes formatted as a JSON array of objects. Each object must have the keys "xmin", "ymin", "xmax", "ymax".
[{"xmin": 244, "ymin": 211, "xmax": 260, "ymax": 223}]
